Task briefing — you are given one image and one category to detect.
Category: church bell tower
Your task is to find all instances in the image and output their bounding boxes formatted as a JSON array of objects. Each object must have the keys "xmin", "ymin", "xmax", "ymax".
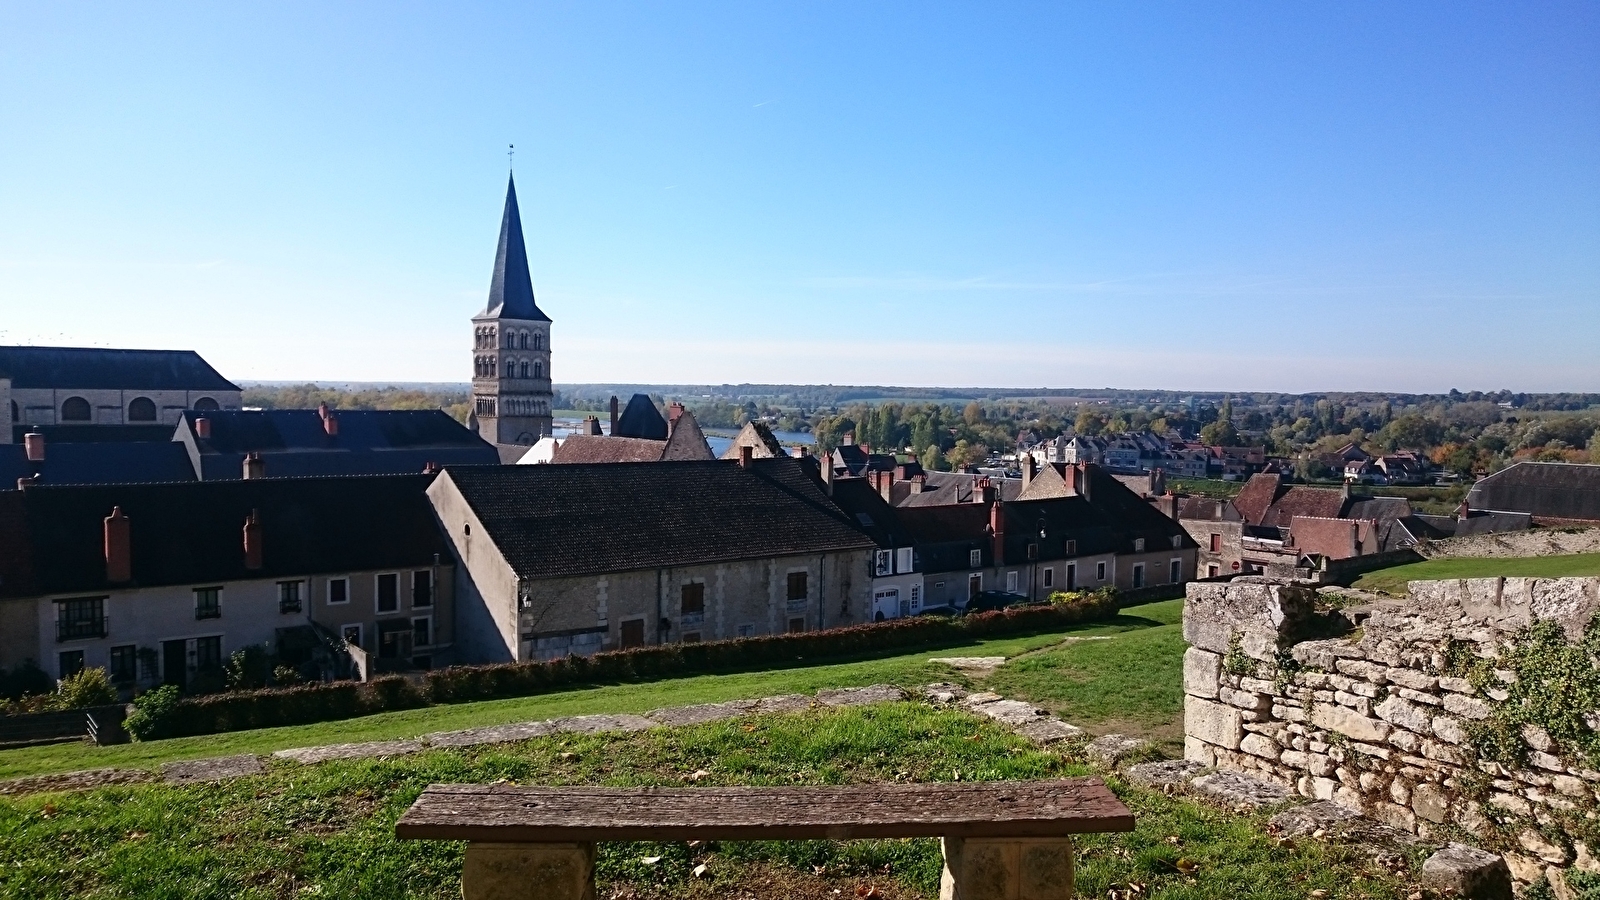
[{"xmin": 471, "ymin": 174, "xmax": 553, "ymax": 445}]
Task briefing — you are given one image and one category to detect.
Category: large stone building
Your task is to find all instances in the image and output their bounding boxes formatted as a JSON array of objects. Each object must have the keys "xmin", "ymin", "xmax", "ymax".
[
  {"xmin": 469, "ymin": 174, "xmax": 554, "ymax": 447},
  {"xmin": 1, "ymin": 346, "xmax": 241, "ymax": 441}
]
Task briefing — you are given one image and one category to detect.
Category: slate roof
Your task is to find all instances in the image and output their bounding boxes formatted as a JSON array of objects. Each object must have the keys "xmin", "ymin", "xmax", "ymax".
[
  {"xmin": 11, "ymin": 424, "xmax": 177, "ymax": 444},
  {"xmin": 897, "ymin": 471, "xmax": 1023, "ymax": 507},
  {"xmin": 176, "ymin": 409, "xmax": 499, "ymax": 480},
  {"xmin": 480, "ymin": 174, "xmax": 550, "ymax": 322},
  {"xmin": 437, "ymin": 457, "xmax": 876, "ymax": 580},
  {"xmin": 1, "ymin": 474, "xmax": 448, "ymax": 597},
  {"xmin": 1176, "ymin": 497, "xmax": 1242, "ymax": 522},
  {"xmin": 827, "ymin": 477, "xmax": 913, "ymax": 549},
  {"xmin": 0, "ymin": 346, "xmax": 239, "ymax": 391},
  {"xmin": 614, "ymin": 394, "xmax": 668, "ymax": 440},
  {"xmin": 1, "ymin": 442, "xmax": 197, "ymax": 490},
  {"xmin": 1466, "ymin": 462, "xmax": 1600, "ymax": 523}
]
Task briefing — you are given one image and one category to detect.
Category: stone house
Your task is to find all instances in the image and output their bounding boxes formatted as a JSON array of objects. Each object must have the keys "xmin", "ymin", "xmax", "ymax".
[
  {"xmin": 1465, "ymin": 461, "xmax": 1600, "ymax": 526},
  {"xmin": 1177, "ymin": 497, "xmax": 1245, "ymax": 578},
  {"xmin": 427, "ymin": 457, "xmax": 876, "ymax": 663},
  {"xmin": 1, "ymin": 345, "xmax": 240, "ymax": 437},
  {"xmin": 0, "ymin": 473, "xmax": 455, "ymax": 687}
]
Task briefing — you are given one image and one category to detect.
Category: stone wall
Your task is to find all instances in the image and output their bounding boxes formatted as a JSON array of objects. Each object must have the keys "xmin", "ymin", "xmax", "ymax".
[
  {"xmin": 1183, "ymin": 576, "xmax": 1600, "ymax": 887},
  {"xmin": 1419, "ymin": 527, "xmax": 1600, "ymax": 560}
]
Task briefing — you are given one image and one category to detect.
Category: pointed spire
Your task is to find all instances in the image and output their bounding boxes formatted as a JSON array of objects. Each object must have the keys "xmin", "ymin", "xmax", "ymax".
[{"xmin": 484, "ymin": 174, "xmax": 550, "ymax": 321}]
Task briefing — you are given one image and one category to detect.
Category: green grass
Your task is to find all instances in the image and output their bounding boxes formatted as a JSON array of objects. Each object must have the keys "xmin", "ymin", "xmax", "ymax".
[
  {"xmin": 1351, "ymin": 553, "xmax": 1600, "ymax": 595},
  {"xmin": 0, "ymin": 702, "xmax": 1419, "ymax": 900},
  {"xmin": 0, "ymin": 607, "xmax": 1176, "ymax": 780}
]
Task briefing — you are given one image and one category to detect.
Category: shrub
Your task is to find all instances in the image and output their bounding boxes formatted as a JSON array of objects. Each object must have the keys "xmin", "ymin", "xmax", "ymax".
[
  {"xmin": 225, "ymin": 644, "xmax": 275, "ymax": 691},
  {"xmin": 125, "ymin": 685, "xmax": 183, "ymax": 741},
  {"xmin": 0, "ymin": 661, "xmax": 53, "ymax": 704},
  {"xmin": 56, "ymin": 667, "xmax": 118, "ymax": 709}
]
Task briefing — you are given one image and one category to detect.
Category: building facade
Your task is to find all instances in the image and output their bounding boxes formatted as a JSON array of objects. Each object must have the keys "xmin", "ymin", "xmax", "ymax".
[
  {"xmin": 470, "ymin": 174, "xmax": 554, "ymax": 446},
  {"xmin": 1, "ymin": 346, "xmax": 241, "ymax": 439}
]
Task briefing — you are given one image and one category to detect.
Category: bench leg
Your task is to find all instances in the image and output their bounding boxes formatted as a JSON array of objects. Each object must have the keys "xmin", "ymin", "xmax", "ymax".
[
  {"xmin": 461, "ymin": 841, "xmax": 595, "ymax": 900},
  {"xmin": 939, "ymin": 836, "xmax": 1075, "ymax": 900}
]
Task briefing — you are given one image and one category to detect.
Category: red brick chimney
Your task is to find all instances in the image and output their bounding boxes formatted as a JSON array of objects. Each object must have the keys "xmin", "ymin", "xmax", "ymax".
[
  {"xmin": 243, "ymin": 451, "xmax": 266, "ymax": 480},
  {"xmin": 609, "ymin": 396, "xmax": 620, "ymax": 435},
  {"xmin": 194, "ymin": 417, "xmax": 211, "ymax": 440},
  {"xmin": 423, "ymin": 461, "xmax": 440, "ymax": 475},
  {"xmin": 318, "ymin": 403, "xmax": 338, "ymax": 437},
  {"xmin": 739, "ymin": 444, "xmax": 754, "ymax": 469},
  {"xmin": 912, "ymin": 473, "xmax": 926, "ymax": 494},
  {"xmin": 879, "ymin": 468, "xmax": 895, "ymax": 503},
  {"xmin": 243, "ymin": 509, "xmax": 263, "ymax": 570},
  {"xmin": 990, "ymin": 499, "xmax": 1006, "ymax": 564},
  {"xmin": 104, "ymin": 506, "xmax": 131, "ymax": 583},
  {"xmin": 668, "ymin": 402, "xmax": 685, "ymax": 427},
  {"xmin": 24, "ymin": 430, "xmax": 44, "ymax": 462}
]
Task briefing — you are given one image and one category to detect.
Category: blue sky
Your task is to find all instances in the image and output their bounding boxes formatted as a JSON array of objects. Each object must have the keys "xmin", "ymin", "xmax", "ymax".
[{"xmin": 1, "ymin": 2, "xmax": 1596, "ymax": 392}]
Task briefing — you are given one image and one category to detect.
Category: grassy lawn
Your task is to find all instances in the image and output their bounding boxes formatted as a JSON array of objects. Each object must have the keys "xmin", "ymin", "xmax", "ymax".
[
  {"xmin": 0, "ymin": 605, "xmax": 1179, "ymax": 780},
  {"xmin": 0, "ymin": 702, "xmax": 1420, "ymax": 900},
  {"xmin": 1351, "ymin": 553, "xmax": 1600, "ymax": 595}
]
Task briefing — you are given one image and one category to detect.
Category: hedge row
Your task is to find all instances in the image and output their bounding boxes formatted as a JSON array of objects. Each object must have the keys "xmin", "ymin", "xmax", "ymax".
[{"xmin": 145, "ymin": 593, "xmax": 1119, "ymax": 740}]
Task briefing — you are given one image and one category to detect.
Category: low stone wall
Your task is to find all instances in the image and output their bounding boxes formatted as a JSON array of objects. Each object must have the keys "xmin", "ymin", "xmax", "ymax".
[
  {"xmin": 1419, "ymin": 527, "xmax": 1600, "ymax": 560},
  {"xmin": 1182, "ymin": 575, "xmax": 1600, "ymax": 888}
]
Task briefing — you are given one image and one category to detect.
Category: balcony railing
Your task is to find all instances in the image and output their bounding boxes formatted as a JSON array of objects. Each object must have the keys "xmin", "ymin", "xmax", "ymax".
[
  {"xmin": 57, "ymin": 617, "xmax": 108, "ymax": 642},
  {"xmin": 196, "ymin": 605, "xmax": 221, "ymax": 620}
]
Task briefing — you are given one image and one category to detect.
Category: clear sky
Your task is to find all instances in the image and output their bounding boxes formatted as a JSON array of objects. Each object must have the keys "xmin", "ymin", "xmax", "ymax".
[{"xmin": 2, "ymin": 2, "xmax": 1596, "ymax": 393}]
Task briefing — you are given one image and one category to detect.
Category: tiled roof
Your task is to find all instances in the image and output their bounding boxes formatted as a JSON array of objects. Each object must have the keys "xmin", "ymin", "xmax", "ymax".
[
  {"xmin": 661, "ymin": 411, "xmax": 715, "ymax": 461},
  {"xmin": 1466, "ymin": 462, "xmax": 1600, "ymax": 523},
  {"xmin": 898, "ymin": 472, "xmax": 1023, "ymax": 507},
  {"xmin": 1261, "ymin": 487, "xmax": 1347, "ymax": 528},
  {"xmin": 1176, "ymin": 497, "xmax": 1241, "ymax": 521},
  {"xmin": 553, "ymin": 435, "xmax": 666, "ymax": 464},
  {"xmin": 1290, "ymin": 516, "xmax": 1376, "ymax": 560},
  {"xmin": 1, "ymin": 442, "xmax": 197, "ymax": 489},
  {"xmin": 1233, "ymin": 473, "xmax": 1281, "ymax": 526},
  {"xmin": 4, "ymin": 474, "xmax": 447, "ymax": 597},
  {"xmin": 437, "ymin": 458, "xmax": 875, "ymax": 580},
  {"xmin": 826, "ymin": 477, "xmax": 912, "ymax": 549},
  {"xmin": 0, "ymin": 346, "xmax": 238, "ymax": 391}
]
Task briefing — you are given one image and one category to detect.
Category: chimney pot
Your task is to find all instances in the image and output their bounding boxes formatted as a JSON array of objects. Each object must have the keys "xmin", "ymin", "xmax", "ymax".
[
  {"xmin": 194, "ymin": 417, "xmax": 211, "ymax": 440},
  {"xmin": 104, "ymin": 506, "xmax": 132, "ymax": 583},
  {"xmin": 739, "ymin": 444, "xmax": 754, "ymax": 469},
  {"xmin": 423, "ymin": 461, "xmax": 440, "ymax": 475},
  {"xmin": 243, "ymin": 509, "xmax": 263, "ymax": 570},
  {"xmin": 243, "ymin": 451, "xmax": 266, "ymax": 480},
  {"xmin": 24, "ymin": 431, "xmax": 44, "ymax": 462},
  {"xmin": 322, "ymin": 410, "xmax": 338, "ymax": 437},
  {"xmin": 609, "ymin": 396, "xmax": 620, "ymax": 435}
]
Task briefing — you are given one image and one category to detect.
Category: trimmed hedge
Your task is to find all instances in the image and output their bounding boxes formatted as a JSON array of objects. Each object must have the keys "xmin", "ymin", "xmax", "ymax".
[{"xmin": 138, "ymin": 593, "xmax": 1118, "ymax": 740}]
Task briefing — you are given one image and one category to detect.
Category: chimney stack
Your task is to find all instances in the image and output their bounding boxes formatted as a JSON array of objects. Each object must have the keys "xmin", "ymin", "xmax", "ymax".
[
  {"xmin": 16, "ymin": 476, "xmax": 36, "ymax": 490},
  {"xmin": 24, "ymin": 430, "xmax": 43, "ymax": 462},
  {"xmin": 879, "ymin": 467, "xmax": 895, "ymax": 503},
  {"xmin": 243, "ymin": 509, "xmax": 263, "ymax": 570},
  {"xmin": 841, "ymin": 432, "xmax": 854, "ymax": 446},
  {"xmin": 104, "ymin": 506, "xmax": 131, "ymax": 583},
  {"xmin": 243, "ymin": 451, "xmax": 266, "ymax": 480},
  {"xmin": 423, "ymin": 461, "xmax": 440, "ymax": 475},
  {"xmin": 821, "ymin": 457, "xmax": 835, "ymax": 496},
  {"xmin": 1021, "ymin": 454, "xmax": 1037, "ymax": 490},
  {"xmin": 739, "ymin": 444, "xmax": 754, "ymax": 469},
  {"xmin": 912, "ymin": 473, "xmax": 926, "ymax": 494},
  {"xmin": 1079, "ymin": 464, "xmax": 1092, "ymax": 502},
  {"xmin": 582, "ymin": 415, "xmax": 602, "ymax": 435},
  {"xmin": 668, "ymin": 402, "xmax": 685, "ymax": 427},
  {"xmin": 989, "ymin": 498, "xmax": 1006, "ymax": 564},
  {"xmin": 1457, "ymin": 499, "xmax": 1471, "ymax": 521},
  {"xmin": 194, "ymin": 417, "xmax": 211, "ymax": 439},
  {"xmin": 609, "ymin": 396, "xmax": 620, "ymax": 435},
  {"xmin": 318, "ymin": 403, "xmax": 338, "ymax": 437}
]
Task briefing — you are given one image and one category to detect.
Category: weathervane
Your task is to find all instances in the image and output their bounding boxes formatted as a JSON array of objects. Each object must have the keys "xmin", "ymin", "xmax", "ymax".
[{"xmin": 508, "ymin": 144, "xmax": 514, "ymax": 171}]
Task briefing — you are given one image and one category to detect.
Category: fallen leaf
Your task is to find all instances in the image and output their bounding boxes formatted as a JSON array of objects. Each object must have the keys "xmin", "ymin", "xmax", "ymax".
[
  {"xmin": 1175, "ymin": 858, "xmax": 1197, "ymax": 875},
  {"xmin": 687, "ymin": 769, "xmax": 711, "ymax": 782},
  {"xmin": 641, "ymin": 856, "xmax": 662, "ymax": 866},
  {"xmin": 560, "ymin": 752, "xmax": 577, "ymax": 761},
  {"xmin": 692, "ymin": 863, "xmax": 708, "ymax": 878},
  {"xmin": 1309, "ymin": 891, "xmax": 1329, "ymax": 899}
]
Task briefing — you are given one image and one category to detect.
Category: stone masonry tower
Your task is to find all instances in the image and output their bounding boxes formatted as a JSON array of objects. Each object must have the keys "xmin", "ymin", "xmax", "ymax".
[{"xmin": 471, "ymin": 174, "xmax": 553, "ymax": 445}]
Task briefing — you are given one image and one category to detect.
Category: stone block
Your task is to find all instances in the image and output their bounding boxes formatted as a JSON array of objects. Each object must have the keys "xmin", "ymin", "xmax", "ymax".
[
  {"xmin": 1518, "ymin": 829, "xmax": 1568, "ymax": 865},
  {"xmin": 1384, "ymin": 668, "xmax": 1439, "ymax": 691},
  {"xmin": 1310, "ymin": 703, "xmax": 1391, "ymax": 743},
  {"xmin": 1240, "ymin": 733, "xmax": 1281, "ymax": 762},
  {"xmin": 554, "ymin": 714, "xmax": 657, "ymax": 734},
  {"xmin": 939, "ymin": 836, "xmax": 1074, "ymax": 900},
  {"xmin": 1124, "ymin": 758, "xmax": 1205, "ymax": 790},
  {"xmin": 922, "ymin": 682, "xmax": 970, "ymax": 704},
  {"xmin": 1443, "ymin": 694, "xmax": 1492, "ymax": 721},
  {"xmin": 463, "ymin": 842, "xmax": 596, "ymax": 900},
  {"xmin": 1183, "ymin": 579, "xmax": 1319, "ymax": 660},
  {"xmin": 1015, "ymin": 718, "xmax": 1086, "ymax": 747},
  {"xmin": 427, "ymin": 720, "xmax": 558, "ymax": 748},
  {"xmin": 1220, "ymin": 687, "xmax": 1271, "ymax": 712},
  {"xmin": 1184, "ymin": 736, "xmax": 1217, "ymax": 766},
  {"xmin": 816, "ymin": 684, "xmax": 909, "ymax": 707},
  {"xmin": 1438, "ymin": 676, "xmax": 1474, "ymax": 694},
  {"xmin": 1432, "ymin": 715, "xmax": 1467, "ymax": 745},
  {"xmin": 1412, "ymin": 782, "xmax": 1450, "ymax": 823},
  {"xmin": 272, "ymin": 740, "xmax": 422, "ymax": 765},
  {"xmin": 1374, "ymin": 696, "xmax": 1433, "ymax": 733},
  {"xmin": 1334, "ymin": 658, "xmax": 1387, "ymax": 683},
  {"xmin": 1419, "ymin": 843, "xmax": 1512, "ymax": 900},
  {"xmin": 1396, "ymin": 687, "xmax": 1441, "ymax": 706},
  {"xmin": 1291, "ymin": 638, "xmax": 1365, "ymax": 669},
  {"xmin": 1186, "ymin": 695, "xmax": 1243, "ymax": 751},
  {"xmin": 646, "ymin": 700, "xmax": 760, "ymax": 727},
  {"xmin": 1084, "ymin": 734, "xmax": 1152, "ymax": 767},
  {"xmin": 1182, "ymin": 648, "xmax": 1221, "ymax": 699},
  {"xmin": 1189, "ymin": 769, "xmax": 1292, "ymax": 809},
  {"xmin": 970, "ymin": 699, "xmax": 1048, "ymax": 726},
  {"xmin": 161, "ymin": 754, "xmax": 264, "ymax": 785}
]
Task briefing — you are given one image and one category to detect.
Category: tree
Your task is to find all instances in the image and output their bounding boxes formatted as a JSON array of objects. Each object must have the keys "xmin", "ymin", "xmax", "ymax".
[
  {"xmin": 1200, "ymin": 418, "xmax": 1239, "ymax": 447},
  {"xmin": 1074, "ymin": 408, "xmax": 1106, "ymax": 436},
  {"xmin": 924, "ymin": 445, "xmax": 947, "ymax": 472},
  {"xmin": 963, "ymin": 401, "xmax": 984, "ymax": 427}
]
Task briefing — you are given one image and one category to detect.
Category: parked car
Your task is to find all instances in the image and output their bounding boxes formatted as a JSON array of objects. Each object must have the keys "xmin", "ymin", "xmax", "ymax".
[
  {"xmin": 963, "ymin": 591, "xmax": 1032, "ymax": 614},
  {"xmin": 916, "ymin": 605, "xmax": 959, "ymax": 618}
]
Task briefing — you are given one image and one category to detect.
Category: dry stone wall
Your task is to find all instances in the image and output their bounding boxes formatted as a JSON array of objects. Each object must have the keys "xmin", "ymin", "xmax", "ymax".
[
  {"xmin": 1183, "ymin": 575, "xmax": 1600, "ymax": 888},
  {"xmin": 1418, "ymin": 527, "xmax": 1600, "ymax": 560}
]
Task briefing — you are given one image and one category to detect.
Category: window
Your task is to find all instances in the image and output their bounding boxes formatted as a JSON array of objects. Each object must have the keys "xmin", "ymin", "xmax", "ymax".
[
  {"xmin": 1066, "ymin": 563, "xmax": 1076, "ymax": 590},
  {"xmin": 1043, "ymin": 567, "xmax": 1054, "ymax": 589},
  {"xmin": 737, "ymin": 624, "xmax": 756, "ymax": 638},
  {"xmin": 56, "ymin": 597, "xmax": 106, "ymax": 641},
  {"xmin": 1210, "ymin": 533, "xmax": 1221, "ymax": 553},
  {"xmin": 1208, "ymin": 564, "xmax": 1220, "ymax": 577},
  {"xmin": 278, "ymin": 581, "xmax": 303, "ymax": 614},
  {"xmin": 377, "ymin": 573, "xmax": 399, "ymax": 613},
  {"xmin": 328, "ymin": 577, "xmax": 349, "ymax": 604},
  {"xmin": 505, "ymin": 359, "xmax": 515, "ymax": 378},
  {"xmin": 681, "ymin": 582, "xmax": 705, "ymax": 616},
  {"xmin": 193, "ymin": 397, "xmax": 220, "ymax": 412},
  {"xmin": 127, "ymin": 397, "xmax": 157, "ymax": 421},
  {"xmin": 1006, "ymin": 571, "xmax": 1019, "ymax": 592},
  {"xmin": 194, "ymin": 587, "xmax": 221, "ymax": 619},
  {"xmin": 342, "ymin": 624, "xmax": 362, "ymax": 648},
  {"xmin": 619, "ymin": 618, "xmax": 646, "ymax": 649},
  {"xmin": 61, "ymin": 396, "xmax": 91, "ymax": 421},
  {"xmin": 59, "ymin": 650, "xmax": 85, "ymax": 679},
  {"xmin": 786, "ymin": 571, "xmax": 808, "ymax": 601},
  {"xmin": 110, "ymin": 645, "xmax": 137, "ymax": 684},
  {"xmin": 1171, "ymin": 535, "xmax": 1183, "ymax": 549},
  {"xmin": 895, "ymin": 547, "xmax": 913, "ymax": 573},
  {"xmin": 968, "ymin": 549, "xmax": 982, "ymax": 568},
  {"xmin": 1132, "ymin": 564, "xmax": 1145, "ymax": 589},
  {"xmin": 195, "ymin": 636, "xmax": 223, "ymax": 672},
  {"xmin": 682, "ymin": 632, "xmax": 701, "ymax": 643},
  {"xmin": 1096, "ymin": 562, "xmax": 1107, "ymax": 581},
  {"xmin": 874, "ymin": 550, "xmax": 892, "ymax": 577},
  {"xmin": 412, "ymin": 616, "xmax": 432, "ymax": 648},
  {"xmin": 787, "ymin": 617, "xmax": 806, "ymax": 633},
  {"xmin": 534, "ymin": 361, "xmax": 544, "ymax": 379},
  {"xmin": 1065, "ymin": 539, "xmax": 1077, "ymax": 556},
  {"xmin": 1170, "ymin": 559, "xmax": 1182, "ymax": 583},
  {"xmin": 412, "ymin": 570, "xmax": 433, "ymax": 608},
  {"xmin": 1133, "ymin": 538, "xmax": 1145, "ymax": 553},
  {"xmin": 533, "ymin": 333, "xmax": 544, "ymax": 350},
  {"xmin": 520, "ymin": 360, "xmax": 530, "ymax": 378}
]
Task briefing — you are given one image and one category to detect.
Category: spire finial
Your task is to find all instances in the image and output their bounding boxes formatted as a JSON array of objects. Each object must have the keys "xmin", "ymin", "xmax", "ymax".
[{"xmin": 508, "ymin": 143, "xmax": 514, "ymax": 172}]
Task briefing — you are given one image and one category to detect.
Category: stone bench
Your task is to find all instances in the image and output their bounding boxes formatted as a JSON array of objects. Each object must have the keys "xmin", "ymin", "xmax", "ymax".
[{"xmin": 396, "ymin": 778, "xmax": 1134, "ymax": 899}]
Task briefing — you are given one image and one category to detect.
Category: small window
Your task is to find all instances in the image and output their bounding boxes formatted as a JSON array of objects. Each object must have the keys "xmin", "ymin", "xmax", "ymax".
[
  {"xmin": 787, "ymin": 571, "xmax": 808, "ymax": 601},
  {"xmin": 1065, "ymin": 539, "xmax": 1077, "ymax": 556},
  {"xmin": 1170, "ymin": 559, "xmax": 1182, "ymax": 583},
  {"xmin": 895, "ymin": 547, "xmax": 913, "ymax": 573},
  {"xmin": 1134, "ymin": 538, "xmax": 1145, "ymax": 553},
  {"xmin": 1132, "ymin": 564, "xmax": 1146, "ymax": 589},
  {"xmin": 194, "ymin": 587, "xmax": 221, "ymax": 620},
  {"xmin": 534, "ymin": 361, "xmax": 544, "ymax": 379},
  {"xmin": 109, "ymin": 645, "xmax": 137, "ymax": 683},
  {"xmin": 328, "ymin": 578, "xmax": 349, "ymax": 605},
  {"xmin": 1096, "ymin": 562, "xmax": 1107, "ymax": 581},
  {"xmin": 737, "ymin": 624, "xmax": 756, "ymax": 638},
  {"xmin": 533, "ymin": 333, "xmax": 544, "ymax": 350},
  {"xmin": 1043, "ymin": 567, "xmax": 1054, "ymax": 589},
  {"xmin": 412, "ymin": 570, "xmax": 433, "ymax": 608},
  {"xmin": 968, "ymin": 549, "xmax": 982, "ymax": 568},
  {"xmin": 278, "ymin": 581, "xmax": 303, "ymax": 614},
  {"xmin": 1208, "ymin": 564, "xmax": 1220, "ymax": 577},
  {"xmin": 1171, "ymin": 535, "xmax": 1182, "ymax": 549},
  {"xmin": 681, "ymin": 582, "xmax": 705, "ymax": 616},
  {"xmin": 619, "ymin": 618, "xmax": 646, "ymax": 649},
  {"xmin": 377, "ymin": 573, "xmax": 399, "ymax": 613},
  {"xmin": 412, "ymin": 616, "xmax": 432, "ymax": 648},
  {"xmin": 195, "ymin": 636, "xmax": 223, "ymax": 671},
  {"xmin": 127, "ymin": 397, "xmax": 157, "ymax": 421},
  {"xmin": 1006, "ymin": 571, "xmax": 1019, "ymax": 593},
  {"xmin": 1210, "ymin": 533, "xmax": 1221, "ymax": 553},
  {"xmin": 59, "ymin": 650, "xmax": 85, "ymax": 679},
  {"xmin": 874, "ymin": 550, "xmax": 892, "ymax": 577},
  {"xmin": 787, "ymin": 617, "xmax": 806, "ymax": 633},
  {"xmin": 193, "ymin": 397, "xmax": 220, "ymax": 412},
  {"xmin": 60, "ymin": 396, "xmax": 91, "ymax": 421}
]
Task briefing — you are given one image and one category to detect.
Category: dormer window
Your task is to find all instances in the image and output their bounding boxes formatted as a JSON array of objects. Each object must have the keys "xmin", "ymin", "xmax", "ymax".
[{"xmin": 1134, "ymin": 538, "xmax": 1145, "ymax": 553}]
